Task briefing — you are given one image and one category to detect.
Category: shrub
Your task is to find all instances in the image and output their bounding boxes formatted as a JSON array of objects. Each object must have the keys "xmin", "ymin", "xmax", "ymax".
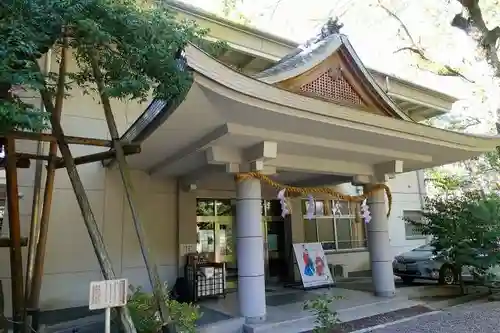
[
  {"xmin": 304, "ymin": 294, "xmax": 342, "ymax": 333},
  {"xmin": 127, "ymin": 284, "xmax": 200, "ymax": 333}
]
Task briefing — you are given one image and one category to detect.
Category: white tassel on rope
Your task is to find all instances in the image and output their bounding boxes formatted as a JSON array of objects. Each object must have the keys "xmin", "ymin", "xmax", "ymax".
[
  {"xmin": 277, "ymin": 189, "xmax": 290, "ymax": 217},
  {"xmin": 360, "ymin": 198, "xmax": 371, "ymax": 224},
  {"xmin": 332, "ymin": 200, "xmax": 342, "ymax": 216},
  {"xmin": 306, "ymin": 194, "xmax": 315, "ymax": 220}
]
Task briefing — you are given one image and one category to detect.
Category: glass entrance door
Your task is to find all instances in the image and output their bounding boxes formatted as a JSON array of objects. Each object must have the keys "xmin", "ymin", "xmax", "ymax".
[
  {"xmin": 262, "ymin": 200, "xmax": 287, "ymax": 283},
  {"xmin": 196, "ymin": 199, "xmax": 237, "ymax": 290}
]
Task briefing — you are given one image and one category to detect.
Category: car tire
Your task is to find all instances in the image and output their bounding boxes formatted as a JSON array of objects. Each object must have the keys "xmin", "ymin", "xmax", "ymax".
[
  {"xmin": 401, "ymin": 277, "xmax": 415, "ymax": 285},
  {"xmin": 439, "ymin": 265, "xmax": 456, "ymax": 285}
]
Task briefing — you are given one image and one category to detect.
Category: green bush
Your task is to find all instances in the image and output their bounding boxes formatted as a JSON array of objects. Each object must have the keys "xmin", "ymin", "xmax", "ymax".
[
  {"xmin": 304, "ymin": 294, "xmax": 342, "ymax": 333},
  {"xmin": 127, "ymin": 284, "xmax": 200, "ymax": 333},
  {"xmin": 406, "ymin": 191, "xmax": 500, "ymax": 293}
]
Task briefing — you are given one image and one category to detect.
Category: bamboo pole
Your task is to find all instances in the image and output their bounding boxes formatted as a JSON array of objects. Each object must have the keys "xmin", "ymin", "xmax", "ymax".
[
  {"xmin": 5, "ymin": 137, "xmax": 24, "ymax": 333},
  {"xmin": 88, "ymin": 54, "xmax": 170, "ymax": 328},
  {"xmin": 27, "ymin": 43, "xmax": 67, "ymax": 322},
  {"xmin": 36, "ymin": 58, "xmax": 137, "ymax": 333},
  {"xmin": 24, "ymin": 51, "xmax": 51, "ymax": 328}
]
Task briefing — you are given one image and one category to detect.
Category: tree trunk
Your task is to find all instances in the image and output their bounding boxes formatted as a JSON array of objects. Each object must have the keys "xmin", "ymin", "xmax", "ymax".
[
  {"xmin": 454, "ymin": 1, "xmax": 500, "ymax": 135},
  {"xmin": 456, "ymin": 265, "xmax": 467, "ymax": 295}
]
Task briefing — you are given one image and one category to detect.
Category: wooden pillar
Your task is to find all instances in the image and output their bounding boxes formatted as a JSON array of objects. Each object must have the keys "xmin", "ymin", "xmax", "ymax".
[
  {"xmin": 0, "ymin": 280, "xmax": 6, "ymax": 333},
  {"xmin": 5, "ymin": 137, "xmax": 24, "ymax": 333}
]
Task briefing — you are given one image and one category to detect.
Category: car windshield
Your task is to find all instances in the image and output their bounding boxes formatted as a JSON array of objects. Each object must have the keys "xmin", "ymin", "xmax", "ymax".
[{"xmin": 412, "ymin": 245, "xmax": 435, "ymax": 252}]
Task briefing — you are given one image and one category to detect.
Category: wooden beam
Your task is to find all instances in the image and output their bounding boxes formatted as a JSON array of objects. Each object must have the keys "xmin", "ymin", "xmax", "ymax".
[
  {"xmin": 16, "ymin": 153, "xmax": 53, "ymax": 162},
  {"xmin": 0, "ymin": 158, "xmax": 31, "ymax": 169},
  {"xmin": 0, "ymin": 237, "xmax": 29, "ymax": 248},
  {"xmin": 13, "ymin": 144, "xmax": 140, "ymax": 169},
  {"xmin": 54, "ymin": 144, "xmax": 141, "ymax": 169},
  {"xmin": 2, "ymin": 132, "xmax": 114, "ymax": 147}
]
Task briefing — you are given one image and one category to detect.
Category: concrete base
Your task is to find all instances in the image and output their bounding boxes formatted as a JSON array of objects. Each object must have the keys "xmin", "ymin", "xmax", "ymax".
[
  {"xmin": 375, "ymin": 290, "xmax": 397, "ymax": 298},
  {"xmin": 245, "ymin": 315, "xmax": 267, "ymax": 325}
]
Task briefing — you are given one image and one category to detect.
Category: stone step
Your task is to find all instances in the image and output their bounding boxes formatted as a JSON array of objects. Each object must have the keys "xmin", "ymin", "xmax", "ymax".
[
  {"xmin": 198, "ymin": 317, "xmax": 245, "ymax": 333},
  {"xmin": 38, "ymin": 314, "xmax": 113, "ymax": 333},
  {"xmin": 38, "ymin": 311, "xmax": 244, "ymax": 333}
]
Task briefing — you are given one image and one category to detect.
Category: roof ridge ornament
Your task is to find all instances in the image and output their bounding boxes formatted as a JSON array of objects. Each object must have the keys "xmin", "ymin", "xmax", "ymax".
[
  {"xmin": 303, "ymin": 17, "xmax": 344, "ymax": 49},
  {"xmin": 327, "ymin": 66, "xmax": 343, "ymax": 81}
]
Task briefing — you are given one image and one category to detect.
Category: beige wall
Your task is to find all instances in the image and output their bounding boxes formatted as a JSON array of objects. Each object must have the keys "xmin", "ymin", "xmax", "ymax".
[{"xmin": 0, "ymin": 52, "xmax": 178, "ymax": 315}]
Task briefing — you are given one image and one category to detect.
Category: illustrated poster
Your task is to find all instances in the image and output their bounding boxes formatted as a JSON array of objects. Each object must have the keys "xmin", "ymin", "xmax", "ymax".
[{"xmin": 293, "ymin": 243, "xmax": 335, "ymax": 288}]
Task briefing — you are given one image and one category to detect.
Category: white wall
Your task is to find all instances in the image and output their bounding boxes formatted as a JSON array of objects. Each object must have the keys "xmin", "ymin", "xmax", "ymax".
[{"xmin": 387, "ymin": 172, "xmax": 427, "ymax": 257}]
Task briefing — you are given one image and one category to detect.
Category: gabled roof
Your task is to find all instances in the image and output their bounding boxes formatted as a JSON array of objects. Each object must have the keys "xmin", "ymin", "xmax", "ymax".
[{"xmin": 255, "ymin": 34, "xmax": 412, "ymax": 120}]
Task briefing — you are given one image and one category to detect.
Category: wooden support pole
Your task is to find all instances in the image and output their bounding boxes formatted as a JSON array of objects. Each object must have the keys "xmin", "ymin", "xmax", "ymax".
[
  {"xmin": 2, "ymin": 132, "xmax": 114, "ymax": 148},
  {"xmin": 36, "ymin": 75, "xmax": 137, "ymax": 333},
  {"xmin": 24, "ymin": 51, "xmax": 51, "ymax": 324},
  {"xmin": 0, "ymin": 280, "xmax": 6, "ymax": 333},
  {"xmin": 89, "ymin": 54, "xmax": 170, "ymax": 329},
  {"xmin": 0, "ymin": 158, "xmax": 31, "ymax": 169},
  {"xmin": 54, "ymin": 145, "xmax": 141, "ymax": 169},
  {"xmin": 0, "ymin": 237, "xmax": 28, "ymax": 248},
  {"xmin": 15, "ymin": 144, "xmax": 140, "ymax": 168},
  {"xmin": 16, "ymin": 153, "xmax": 52, "ymax": 162},
  {"xmin": 27, "ymin": 43, "xmax": 67, "ymax": 321},
  {"xmin": 5, "ymin": 137, "xmax": 24, "ymax": 333}
]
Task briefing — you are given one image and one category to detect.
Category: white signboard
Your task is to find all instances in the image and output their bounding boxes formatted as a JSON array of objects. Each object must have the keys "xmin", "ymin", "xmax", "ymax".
[
  {"xmin": 89, "ymin": 278, "xmax": 128, "ymax": 310},
  {"xmin": 293, "ymin": 243, "xmax": 334, "ymax": 289}
]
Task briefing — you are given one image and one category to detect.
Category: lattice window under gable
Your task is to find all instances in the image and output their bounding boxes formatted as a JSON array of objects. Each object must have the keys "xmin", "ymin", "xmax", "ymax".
[{"xmin": 300, "ymin": 69, "xmax": 364, "ymax": 106}]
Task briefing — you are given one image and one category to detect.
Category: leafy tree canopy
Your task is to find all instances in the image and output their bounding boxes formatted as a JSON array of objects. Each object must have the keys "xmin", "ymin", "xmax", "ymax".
[
  {"xmin": 407, "ymin": 191, "xmax": 500, "ymax": 290},
  {"xmin": 0, "ymin": 0, "xmax": 226, "ymax": 133}
]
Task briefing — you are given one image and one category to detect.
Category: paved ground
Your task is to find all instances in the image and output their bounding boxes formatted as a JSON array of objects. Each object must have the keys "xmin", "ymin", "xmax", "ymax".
[{"xmin": 369, "ymin": 300, "xmax": 500, "ymax": 333}]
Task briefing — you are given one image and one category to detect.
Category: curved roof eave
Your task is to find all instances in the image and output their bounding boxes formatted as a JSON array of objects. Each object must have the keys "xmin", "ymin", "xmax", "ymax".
[{"xmin": 184, "ymin": 44, "xmax": 500, "ymax": 152}]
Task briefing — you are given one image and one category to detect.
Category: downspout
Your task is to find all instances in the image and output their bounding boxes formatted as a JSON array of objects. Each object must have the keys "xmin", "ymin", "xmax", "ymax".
[
  {"xmin": 415, "ymin": 170, "xmax": 426, "ymax": 209},
  {"xmin": 415, "ymin": 170, "xmax": 431, "ymax": 244},
  {"xmin": 24, "ymin": 51, "xmax": 51, "ymax": 306}
]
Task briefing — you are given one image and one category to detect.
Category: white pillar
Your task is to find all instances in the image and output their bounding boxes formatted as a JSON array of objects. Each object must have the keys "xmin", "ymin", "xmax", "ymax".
[
  {"xmin": 236, "ymin": 178, "xmax": 266, "ymax": 323},
  {"xmin": 365, "ymin": 184, "xmax": 396, "ymax": 297}
]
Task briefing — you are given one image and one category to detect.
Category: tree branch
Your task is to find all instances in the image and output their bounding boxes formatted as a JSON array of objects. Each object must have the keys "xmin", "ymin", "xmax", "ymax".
[
  {"xmin": 377, "ymin": 0, "xmax": 474, "ymax": 83},
  {"xmin": 454, "ymin": 0, "xmax": 500, "ymax": 78}
]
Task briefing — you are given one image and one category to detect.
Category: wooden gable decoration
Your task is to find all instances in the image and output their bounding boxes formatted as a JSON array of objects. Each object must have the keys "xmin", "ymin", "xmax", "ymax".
[
  {"xmin": 300, "ymin": 68, "xmax": 365, "ymax": 107},
  {"xmin": 274, "ymin": 51, "xmax": 396, "ymax": 118}
]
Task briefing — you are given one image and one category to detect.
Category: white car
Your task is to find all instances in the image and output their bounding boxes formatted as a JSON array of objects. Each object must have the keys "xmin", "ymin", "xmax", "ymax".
[{"xmin": 393, "ymin": 245, "xmax": 500, "ymax": 286}]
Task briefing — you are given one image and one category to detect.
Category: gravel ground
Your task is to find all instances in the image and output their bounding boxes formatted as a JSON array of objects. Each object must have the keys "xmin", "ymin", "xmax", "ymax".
[{"xmin": 369, "ymin": 301, "xmax": 500, "ymax": 333}]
